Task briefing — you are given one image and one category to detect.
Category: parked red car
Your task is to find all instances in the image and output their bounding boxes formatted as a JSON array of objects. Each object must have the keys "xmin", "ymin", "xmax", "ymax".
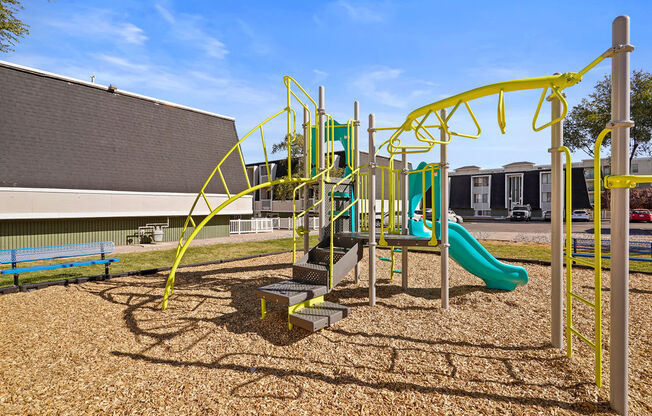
[{"xmin": 630, "ymin": 209, "xmax": 652, "ymax": 222}]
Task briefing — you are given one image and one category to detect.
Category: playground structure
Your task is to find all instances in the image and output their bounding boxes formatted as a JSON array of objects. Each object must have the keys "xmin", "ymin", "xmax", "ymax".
[{"xmin": 161, "ymin": 16, "xmax": 637, "ymax": 415}]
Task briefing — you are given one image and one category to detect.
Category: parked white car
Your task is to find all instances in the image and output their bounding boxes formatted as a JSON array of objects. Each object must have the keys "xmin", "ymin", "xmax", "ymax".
[
  {"xmin": 413, "ymin": 209, "xmax": 463, "ymax": 224},
  {"xmin": 571, "ymin": 209, "xmax": 591, "ymax": 222}
]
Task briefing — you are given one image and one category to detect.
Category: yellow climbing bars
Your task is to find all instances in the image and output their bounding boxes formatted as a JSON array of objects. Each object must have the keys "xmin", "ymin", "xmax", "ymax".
[
  {"xmin": 555, "ymin": 128, "xmax": 611, "ymax": 387},
  {"xmin": 163, "ymin": 76, "xmax": 334, "ymax": 310},
  {"xmin": 409, "ymin": 163, "xmax": 440, "ymax": 247},
  {"xmin": 380, "ymin": 48, "xmax": 622, "ymax": 157},
  {"xmin": 604, "ymin": 174, "xmax": 652, "ymax": 189}
]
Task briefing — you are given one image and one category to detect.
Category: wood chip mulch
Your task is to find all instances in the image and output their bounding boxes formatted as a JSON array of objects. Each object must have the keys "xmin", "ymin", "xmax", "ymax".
[{"xmin": 0, "ymin": 251, "xmax": 649, "ymax": 415}]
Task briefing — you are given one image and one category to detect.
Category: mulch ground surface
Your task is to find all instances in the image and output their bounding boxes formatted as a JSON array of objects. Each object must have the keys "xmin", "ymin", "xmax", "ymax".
[{"xmin": 0, "ymin": 251, "xmax": 649, "ymax": 415}]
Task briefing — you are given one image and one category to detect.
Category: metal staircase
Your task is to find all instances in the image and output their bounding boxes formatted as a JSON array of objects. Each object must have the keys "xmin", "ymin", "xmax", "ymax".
[{"xmin": 256, "ymin": 181, "xmax": 362, "ymax": 332}]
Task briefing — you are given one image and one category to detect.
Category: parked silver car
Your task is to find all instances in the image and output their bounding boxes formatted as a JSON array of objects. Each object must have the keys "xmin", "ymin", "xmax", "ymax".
[
  {"xmin": 413, "ymin": 209, "xmax": 463, "ymax": 224},
  {"xmin": 571, "ymin": 209, "xmax": 591, "ymax": 222}
]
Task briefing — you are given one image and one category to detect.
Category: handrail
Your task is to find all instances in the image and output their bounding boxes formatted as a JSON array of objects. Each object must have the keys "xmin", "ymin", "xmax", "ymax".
[
  {"xmin": 284, "ymin": 76, "xmax": 318, "ymax": 180},
  {"xmin": 329, "ymin": 167, "xmax": 363, "ymax": 288},
  {"xmin": 359, "ymin": 171, "xmax": 369, "ymax": 231},
  {"xmin": 175, "ymin": 106, "xmax": 288, "ymax": 257},
  {"xmin": 291, "ymin": 169, "xmax": 329, "ymax": 262},
  {"xmin": 163, "ymin": 176, "xmax": 314, "ymax": 309},
  {"xmin": 407, "ymin": 163, "xmax": 440, "ymax": 246}
]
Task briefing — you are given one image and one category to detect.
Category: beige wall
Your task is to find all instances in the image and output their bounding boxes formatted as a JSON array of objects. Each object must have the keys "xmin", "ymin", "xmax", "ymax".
[{"xmin": 0, "ymin": 188, "xmax": 253, "ymax": 220}]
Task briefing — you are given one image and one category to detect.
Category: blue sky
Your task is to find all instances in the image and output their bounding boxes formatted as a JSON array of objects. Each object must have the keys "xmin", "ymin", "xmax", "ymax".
[{"xmin": 6, "ymin": 0, "xmax": 652, "ymax": 169}]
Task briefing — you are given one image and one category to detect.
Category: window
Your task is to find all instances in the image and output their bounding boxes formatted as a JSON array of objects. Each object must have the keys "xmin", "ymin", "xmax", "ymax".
[
  {"xmin": 482, "ymin": 194, "xmax": 488, "ymax": 203},
  {"xmin": 604, "ymin": 166, "xmax": 611, "ymax": 175},
  {"xmin": 542, "ymin": 192, "xmax": 551, "ymax": 203},
  {"xmin": 473, "ymin": 193, "xmax": 482, "ymax": 203},
  {"xmin": 473, "ymin": 176, "xmax": 488, "ymax": 187},
  {"xmin": 475, "ymin": 210, "xmax": 491, "ymax": 217},
  {"xmin": 584, "ymin": 168, "xmax": 594, "ymax": 179},
  {"xmin": 632, "ymin": 164, "xmax": 639, "ymax": 173},
  {"xmin": 541, "ymin": 172, "xmax": 551, "ymax": 184}
]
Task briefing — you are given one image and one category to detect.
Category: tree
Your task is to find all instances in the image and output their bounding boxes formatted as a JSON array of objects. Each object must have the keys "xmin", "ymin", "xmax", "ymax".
[
  {"xmin": 565, "ymin": 70, "xmax": 652, "ymax": 164},
  {"xmin": 270, "ymin": 134, "xmax": 305, "ymax": 201},
  {"xmin": 630, "ymin": 187, "xmax": 652, "ymax": 210},
  {"xmin": 268, "ymin": 133, "xmax": 345, "ymax": 200},
  {"xmin": 0, "ymin": 0, "xmax": 29, "ymax": 53}
]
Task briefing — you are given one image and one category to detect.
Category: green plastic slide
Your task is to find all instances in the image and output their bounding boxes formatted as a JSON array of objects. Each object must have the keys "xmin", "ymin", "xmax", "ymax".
[{"xmin": 408, "ymin": 162, "xmax": 528, "ymax": 291}]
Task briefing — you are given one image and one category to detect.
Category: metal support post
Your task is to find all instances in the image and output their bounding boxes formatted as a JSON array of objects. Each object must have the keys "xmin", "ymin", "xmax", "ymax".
[
  {"xmin": 401, "ymin": 153, "xmax": 409, "ymax": 290},
  {"xmin": 12, "ymin": 262, "xmax": 18, "ymax": 287},
  {"xmin": 439, "ymin": 109, "xmax": 449, "ymax": 309},
  {"xmin": 610, "ymin": 15, "xmax": 632, "ymax": 416},
  {"xmin": 318, "ymin": 86, "xmax": 326, "ymax": 240},
  {"xmin": 368, "ymin": 114, "xmax": 377, "ymax": 306},
  {"xmin": 550, "ymin": 82, "xmax": 564, "ymax": 349},
  {"xmin": 354, "ymin": 101, "xmax": 361, "ymax": 283},
  {"xmin": 303, "ymin": 107, "xmax": 310, "ymax": 254},
  {"xmin": 102, "ymin": 252, "xmax": 109, "ymax": 278}
]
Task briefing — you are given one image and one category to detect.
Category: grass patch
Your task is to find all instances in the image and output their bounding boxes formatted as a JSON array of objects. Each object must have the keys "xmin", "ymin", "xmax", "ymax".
[
  {"xmin": 1, "ymin": 236, "xmax": 319, "ymax": 288},
  {"xmin": 3, "ymin": 236, "xmax": 650, "ymax": 288},
  {"xmin": 407, "ymin": 239, "xmax": 652, "ymax": 273}
]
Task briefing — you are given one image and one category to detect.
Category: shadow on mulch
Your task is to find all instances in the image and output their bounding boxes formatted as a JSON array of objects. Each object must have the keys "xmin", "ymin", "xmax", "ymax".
[
  {"xmin": 76, "ymin": 260, "xmax": 615, "ymax": 414},
  {"xmin": 81, "ymin": 260, "xmax": 523, "ymax": 352},
  {"xmin": 109, "ymin": 348, "xmax": 609, "ymax": 414}
]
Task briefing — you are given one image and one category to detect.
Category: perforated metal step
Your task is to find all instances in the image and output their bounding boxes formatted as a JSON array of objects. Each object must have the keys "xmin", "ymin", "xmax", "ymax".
[
  {"xmin": 255, "ymin": 280, "xmax": 328, "ymax": 305},
  {"xmin": 289, "ymin": 301, "xmax": 349, "ymax": 332}
]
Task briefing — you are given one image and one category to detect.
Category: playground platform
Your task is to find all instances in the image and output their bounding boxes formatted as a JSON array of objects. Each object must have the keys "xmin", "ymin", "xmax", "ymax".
[{"xmin": 335, "ymin": 231, "xmax": 436, "ymax": 247}]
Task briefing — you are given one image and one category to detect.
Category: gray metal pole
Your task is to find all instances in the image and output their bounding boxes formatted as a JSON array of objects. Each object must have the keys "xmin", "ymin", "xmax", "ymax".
[
  {"xmin": 439, "ymin": 109, "xmax": 449, "ymax": 309},
  {"xmin": 318, "ymin": 86, "xmax": 326, "ymax": 240},
  {"xmin": 610, "ymin": 15, "xmax": 631, "ymax": 416},
  {"xmin": 303, "ymin": 107, "xmax": 310, "ymax": 254},
  {"xmin": 354, "ymin": 101, "xmax": 361, "ymax": 284},
  {"xmin": 401, "ymin": 152, "xmax": 409, "ymax": 290},
  {"xmin": 550, "ymin": 87, "xmax": 564, "ymax": 349},
  {"xmin": 368, "ymin": 114, "xmax": 377, "ymax": 306}
]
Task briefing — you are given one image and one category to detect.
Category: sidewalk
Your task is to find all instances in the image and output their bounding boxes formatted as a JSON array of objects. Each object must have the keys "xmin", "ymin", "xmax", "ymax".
[{"xmin": 114, "ymin": 230, "xmax": 294, "ymax": 254}]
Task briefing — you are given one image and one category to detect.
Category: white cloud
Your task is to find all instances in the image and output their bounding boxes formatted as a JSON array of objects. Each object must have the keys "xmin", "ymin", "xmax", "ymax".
[
  {"xmin": 154, "ymin": 4, "xmax": 175, "ymax": 24},
  {"xmin": 313, "ymin": 69, "xmax": 328, "ymax": 83},
  {"xmin": 335, "ymin": 0, "xmax": 384, "ymax": 23},
  {"xmin": 95, "ymin": 54, "xmax": 148, "ymax": 72},
  {"xmin": 117, "ymin": 23, "xmax": 148, "ymax": 45},
  {"xmin": 236, "ymin": 19, "xmax": 271, "ymax": 55},
  {"xmin": 45, "ymin": 10, "xmax": 147, "ymax": 45},
  {"xmin": 155, "ymin": 6, "xmax": 229, "ymax": 59},
  {"xmin": 353, "ymin": 68, "xmax": 409, "ymax": 108},
  {"xmin": 203, "ymin": 38, "xmax": 229, "ymax": 59}
]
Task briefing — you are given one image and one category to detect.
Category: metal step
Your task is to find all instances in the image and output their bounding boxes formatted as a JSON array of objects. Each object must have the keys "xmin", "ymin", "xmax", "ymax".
[
  {"xmin": 255, "ymin": 280, "xmax": 328, "ymax": 305},
  {"xmin": 311, "ymin": 246, "xmax": 347, "ymax": 265},
  {"xmin": 292, "ymin": 262, "xmax": 329, "ymax": 285},
  {"xmin": 289, "ymin": 301, "xmax": 349, "ymax": 332}
]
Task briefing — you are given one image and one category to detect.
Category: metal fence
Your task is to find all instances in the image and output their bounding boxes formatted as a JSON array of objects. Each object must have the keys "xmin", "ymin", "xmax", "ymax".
[
  {"xmin": 271, "ymin": 217, "xmax": 319, "ymax": 230},
  {"xmin": 229, "ymin": 218, "xmax": 274, "ymax": 234},
  {"xmin": 230, "ymin": 217, "xmax": 319, "ymax": 233}
]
